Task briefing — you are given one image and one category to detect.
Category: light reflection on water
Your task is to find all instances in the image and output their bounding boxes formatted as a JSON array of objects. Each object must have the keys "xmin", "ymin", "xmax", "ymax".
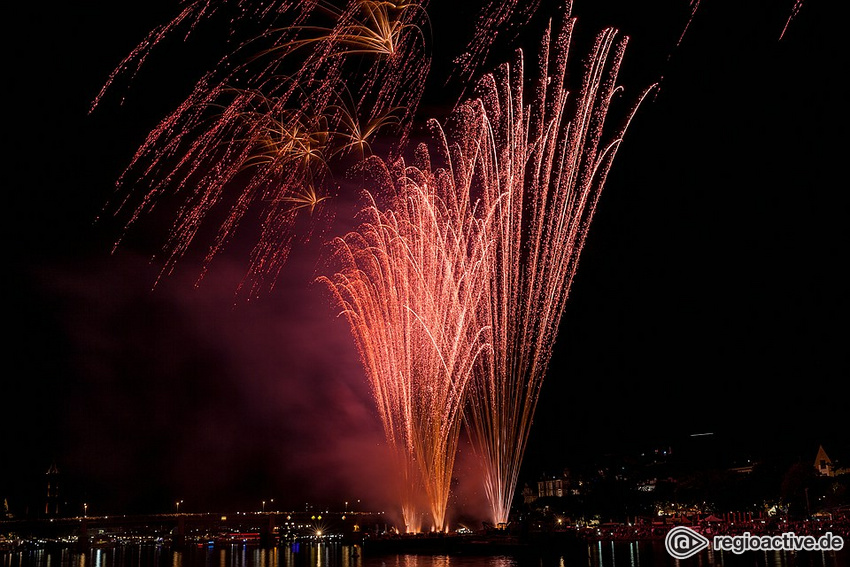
[{"xmin": 2, "ymin": 543, "xmax": 848, "ymax": 567}]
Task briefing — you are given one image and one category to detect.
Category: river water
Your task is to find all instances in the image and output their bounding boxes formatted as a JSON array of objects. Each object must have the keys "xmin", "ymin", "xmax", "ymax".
[{"xmin": 2, "ymin": 542, "xmax": 848, "ymax": 567}]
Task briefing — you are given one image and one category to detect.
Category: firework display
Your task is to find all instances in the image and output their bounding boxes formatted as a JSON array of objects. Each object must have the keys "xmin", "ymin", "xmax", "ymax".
[
  {"xmin": 320, "ymin": 6, "xmax": 655, "ymax": 528},
  {"xmin": 461, "ymin": 13, "xmax": 655, "ymax": 526},
  {"xmin": 94, "ymin": 0, "xmax": 657, "ymax": 531},
  {"xmin": 318, "ymin": 145, "xmax": 491, "ymax": 531},
  {"xmin": 94, "ymin": 0, "xmax": 430, "ymax": 297}
]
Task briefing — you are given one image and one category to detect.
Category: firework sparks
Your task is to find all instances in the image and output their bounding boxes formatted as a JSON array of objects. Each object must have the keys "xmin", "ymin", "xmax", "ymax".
[
  {"xmin": 321, "ymin": 3, "xmax": 654, "ymax": 528},
  {"xmin": 328, "ymin": 101, "xmax": 404, "ymax": 159},
  {"xmin": 459, "ymin": 8, "xmax": 657, "ymax": 525},
  {"xmin": 269, "ymin": 1, "xmax": 428, "ymax": 58},
  {"xmin": 319, "ymin": 142, "xmax": 492, "ymax": 531},
  {"xmin": 94, "ymin": 0, "xmax": 430, "ymax": 296},
  {"xmin": 673, "ymin": 0, "xmax": 701, "ymax": 51},
  {"xmin": 451, "ymin": 0, "xmax": 539, "ymax": 85},
  {"xmin": 780, "ymin": 0, "xmax": 805, "ymax": 40},
  {"xmin": 92, "ymin": 0, "xmax": 657, "ymax": 529}
]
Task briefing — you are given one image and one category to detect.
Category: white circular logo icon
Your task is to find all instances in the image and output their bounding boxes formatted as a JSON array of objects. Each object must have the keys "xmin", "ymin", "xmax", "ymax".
[{"xmin": 665, "ymin": 526, "xmax": 710, "ymax": 559}]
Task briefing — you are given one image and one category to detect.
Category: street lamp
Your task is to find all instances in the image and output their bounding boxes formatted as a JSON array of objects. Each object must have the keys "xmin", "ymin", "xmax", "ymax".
[
  {"xmin": 83, "ymin": 503, "xmax": 87, "ymax": 518},
  {"xmin": 262, "ymin": 501, "xmax": 266, "ymax": 513},
  {"xmin": 176, "ymin": 500, "xmax": 183, "ymax": 514}
]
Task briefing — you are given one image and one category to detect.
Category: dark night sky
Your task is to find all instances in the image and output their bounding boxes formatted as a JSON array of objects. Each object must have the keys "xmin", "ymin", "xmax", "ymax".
[{"xmin": 5, "ymin": 0, "xmax": 847, "ymax": 520}]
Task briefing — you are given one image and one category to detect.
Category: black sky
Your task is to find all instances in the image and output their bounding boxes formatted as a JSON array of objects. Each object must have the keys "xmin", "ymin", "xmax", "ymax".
[{"xmin": 5, "ymin": 0, "xmax": 847, "ymax": 519}]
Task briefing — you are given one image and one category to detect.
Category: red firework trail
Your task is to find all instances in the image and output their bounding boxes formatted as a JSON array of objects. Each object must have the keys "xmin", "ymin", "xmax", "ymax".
[
  {"xmin": 446, "ymin": 5, "xmax": 657, "ymax": 525},
  {"xmin": 673, "ymin": 0, "xmax": 701, "ymax": 51},
  {"xmin": 780, "ymin": 0, "xmax": 805, "ymax": 40},
  {"xmin": 93, "ymin": 0, "xmax": 430, "ymax": 297},
  {"xmin": 451, "ymin": 0, "xmax": 540, "ymax": 85},
  {"xmin": 319, "ymin": 147, "xmax": 492, "ymax": 532},
  {"xmin": 463, "ymin": 10, "xmax": 655, "ymax": 524}
]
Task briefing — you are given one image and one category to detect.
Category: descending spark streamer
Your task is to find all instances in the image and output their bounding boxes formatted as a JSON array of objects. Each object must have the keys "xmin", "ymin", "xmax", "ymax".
[
  {"xmin": 780, "ymin": 0, "xmax": 805, "ymax": 40},
  {"xmin": 673, "ymin": 0, "xmax": 702, "ymax": 51},
  {"xmin": 452, "ymin": 0, "xmax": 540, "ymax": 85},
  {"xmin": 460, "ymin": 7, "xmax": 656, "ymax": 525},
  {"xmin": 93, "ymin": 0, "xmax": 430, "ymax": 296},
  {"xmin": 319, "ymin": 145, "xmax": 491, "ymax": 532}
]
